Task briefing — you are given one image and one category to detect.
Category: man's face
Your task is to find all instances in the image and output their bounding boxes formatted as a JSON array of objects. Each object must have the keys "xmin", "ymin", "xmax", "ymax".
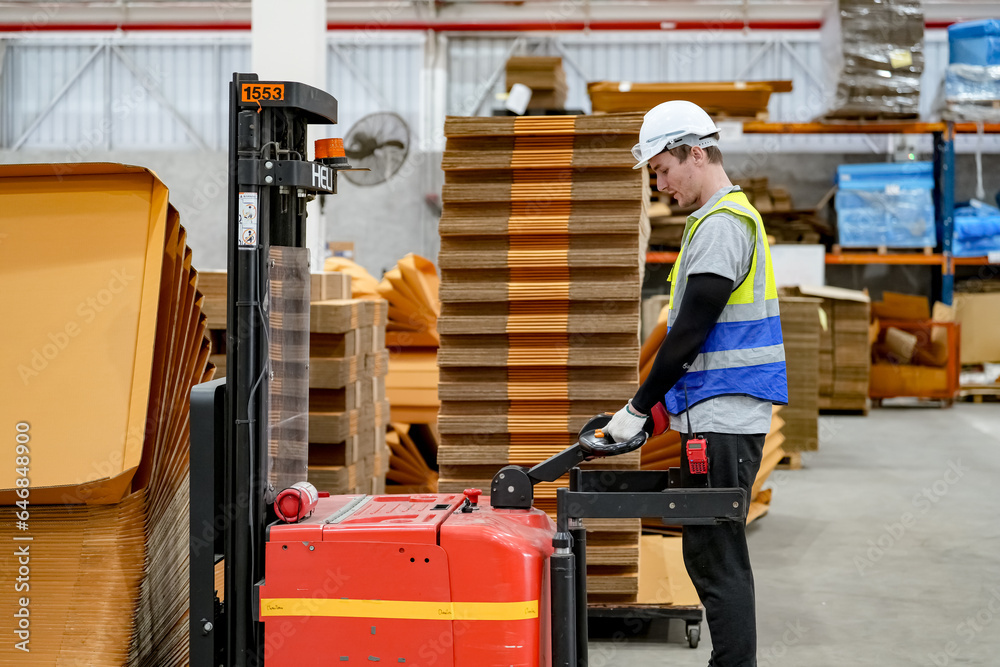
[{"xmin": 650, "ymin": 150, "xmax": 700, "ymax": 209}]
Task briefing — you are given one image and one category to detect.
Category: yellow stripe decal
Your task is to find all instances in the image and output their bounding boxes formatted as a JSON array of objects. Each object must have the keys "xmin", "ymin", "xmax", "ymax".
[{"xmin": 260, "ymin": 598, "xmax": 539, "ymax": 621}]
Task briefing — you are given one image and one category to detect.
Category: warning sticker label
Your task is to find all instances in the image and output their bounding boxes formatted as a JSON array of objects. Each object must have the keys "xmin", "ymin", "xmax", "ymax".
[{"xmin": 238, "ymin": 191, "xmax": 259, "ymax": 247}]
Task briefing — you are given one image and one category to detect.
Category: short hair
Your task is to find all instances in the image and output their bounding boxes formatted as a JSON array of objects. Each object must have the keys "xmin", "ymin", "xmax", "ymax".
[{"xmin": 663, "ymin": 133, "xmax": 723, "ymax": 165}]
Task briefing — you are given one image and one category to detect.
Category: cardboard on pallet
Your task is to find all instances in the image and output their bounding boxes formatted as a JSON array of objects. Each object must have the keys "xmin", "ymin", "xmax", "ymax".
[
  {"xmin": 440, "ymin": 300, "xmax": 640, "ymax": 335},
  {"xmin": 504, "ymin": 57, "xmax": 568, "ymax": 110},
  {"xmin": 437, "ymin": 114, "xmax": 646, "ymax": 600},
  {"xmin": 778, "ymin": 296, "xmax": 822, "ymax": 452},
  {"xmin": 587, "ymin": 80, "xmax": 792, "ymax": 117},
  {"xmin": 505, "ymin": 56, "xmax": 567, "ymax": 94},
  {"xmin": 785, "ymin": 285, "xmax": 871, "ymax": 412},
  {"xmin": 198, "ymin": 270, "xmax": 351, "ymax": 331}
]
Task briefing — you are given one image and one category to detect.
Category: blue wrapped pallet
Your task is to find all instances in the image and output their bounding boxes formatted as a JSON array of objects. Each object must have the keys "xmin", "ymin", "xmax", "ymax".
[
  {"xmin": 945, "ymin": 63, "xmax": 1000, "ymax": 102},
  {"xmin": 949, "ymin": 20, "xmax": 1000, "ymax": 67},
  {"xmin": 835, "ymin": 162, "xmax": 937, "ymax": 248},
  {"xmin": 954, "ymin": 201, "xmax": 1000, "ymax": 257}
]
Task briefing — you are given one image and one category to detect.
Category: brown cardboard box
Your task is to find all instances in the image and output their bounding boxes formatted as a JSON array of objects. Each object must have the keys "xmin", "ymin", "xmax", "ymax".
[
  {"xmin": 870, "ymin": 363, "xmax": 948, "ymax": 396},
  {"xmin": 953, "ymin": 292, "xmax": 1000, "ymax": 364}
]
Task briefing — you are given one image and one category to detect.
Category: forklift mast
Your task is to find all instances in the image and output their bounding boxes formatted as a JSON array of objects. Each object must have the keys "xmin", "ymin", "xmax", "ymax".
[{"xmin": 190, "ymin": 73, "xmax": 349, "ymax": 667}]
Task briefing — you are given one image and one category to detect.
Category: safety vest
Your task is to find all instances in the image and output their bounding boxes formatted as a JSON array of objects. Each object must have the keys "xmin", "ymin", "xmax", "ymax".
[{"xmin": 663, "ymin": 190, "xmax": 788, "ymax": 414}]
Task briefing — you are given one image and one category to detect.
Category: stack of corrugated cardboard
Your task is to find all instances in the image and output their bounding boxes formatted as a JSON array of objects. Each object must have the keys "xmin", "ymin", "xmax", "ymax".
[
  {"xmin": 587, "ymin": 80, "xmax": 792, "ymax": 117},
  {"xmin": 822, "ymin": 0, "xmax": 924, "ymax": 119},
  {"xmin": 787, "ymin": 286, "xmax": 871, "ymax": 412},
  {"xmin": 777, "ymin": 295, "xmax": 822, "ymax": 455},
  {"xmin": 198, "ymin": 270, "xmax": 392, "ymax": 493},
  {"xmin": 318, "ymin": 255, "xmax": 442, "ymax": 493},
  {"xmin": 378, "ymin": 254, "xmax": 441, "ymax": 425},
  {"xmin": 308, "ymin": 297, "xmax": 391, "ymax": 494},
  {"xmin": 437, "ymin": 113, "xmax": 647, "ymax": 602},
  {"xmin": 0, "ymin": 164, "xmax": 213, "ymax": 666},
  {"xmin": 506, "ymin": 56, "xmax": 568, "ymax": 110},
  {"xmin": 197, "ymin": 270, "xmax": 351, "ymax": 376}
]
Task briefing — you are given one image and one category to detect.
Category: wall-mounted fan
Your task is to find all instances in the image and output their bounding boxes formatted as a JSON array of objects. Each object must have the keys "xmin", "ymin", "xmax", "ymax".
[{"xmin": 342, "ymin": 111, "xmax": 410, "ymax": 186}]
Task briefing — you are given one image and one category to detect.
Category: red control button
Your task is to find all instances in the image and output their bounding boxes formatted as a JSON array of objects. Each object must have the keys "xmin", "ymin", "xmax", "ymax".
[{"xmin": 463, "ymin": 488, "xmax": 482, "ymax": 506}]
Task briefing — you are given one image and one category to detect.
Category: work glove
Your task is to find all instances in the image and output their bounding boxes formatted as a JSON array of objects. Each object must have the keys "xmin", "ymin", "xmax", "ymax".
[{"xmin": 605, "ymin": 401, "xmax": 648, "ymax": 442}]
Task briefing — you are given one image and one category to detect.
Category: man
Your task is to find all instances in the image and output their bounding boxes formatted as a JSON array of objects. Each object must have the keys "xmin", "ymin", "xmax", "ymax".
[{"xmin": 606, "ymin": 100, "xmax": 788, "ymax": 667}]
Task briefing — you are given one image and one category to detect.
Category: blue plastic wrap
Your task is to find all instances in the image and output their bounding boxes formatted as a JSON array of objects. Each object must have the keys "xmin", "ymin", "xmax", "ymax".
[
  {"xmin": 943, "ymin": 62, "xmax": 1000, "ymax": 122},
  {"xmin": 945, "ymin": 64, "xmax": 1000, "ymax": 101},
  {"xmin": 953, "ymin": 201, "xmax": 1000, "ymax": 257},
  {"xmin": 949, "ymin": 20, "xmax": 1000, "ymax": 67},
  {"xmin": 835, "ymin": 162, "xmax": 937, "ymax": 248}
]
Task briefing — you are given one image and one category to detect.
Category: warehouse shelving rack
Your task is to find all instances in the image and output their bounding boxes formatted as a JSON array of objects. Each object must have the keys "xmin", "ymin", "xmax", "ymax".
[{"xmin": 646, "ymin": 120, "xmax": 1000, "ymax": 305}]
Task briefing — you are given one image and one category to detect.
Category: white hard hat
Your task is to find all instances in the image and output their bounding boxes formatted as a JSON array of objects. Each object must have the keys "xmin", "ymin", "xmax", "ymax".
[{"xmin": 631, "ymin": 100, "xmax": 721, "ymax": 170}]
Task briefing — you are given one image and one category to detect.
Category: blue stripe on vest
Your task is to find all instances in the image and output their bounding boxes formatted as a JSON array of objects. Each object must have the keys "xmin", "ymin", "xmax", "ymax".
[
  {"xmin": 664, "ymin": 361, "xmax": 789, "ymax": 414},
  {"xmin": 700, "ymin": 315, "xmax": 783, "ymax": 353}
]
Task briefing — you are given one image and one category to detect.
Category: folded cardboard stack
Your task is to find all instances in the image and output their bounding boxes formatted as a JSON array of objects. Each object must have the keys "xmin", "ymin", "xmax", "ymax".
[
  {"xmin": 308, "ymin": 297, "xmax": 391, "ymax": 494},
  {"xmin": 786, "ymin": 286, "xmax": 871, "ymax": 412},
  {"xmin": 199, "ymin": 270, "xmax": 392, "ymax": 494},
  {"xmin": 376, "ymin": 254, "xmax": 442, "ymax": 428},
  {"xmin": 377, "ymin": 253, "xmax": 440, "ymax": 348},
  {"xmin": 777, "ymin": 295, "xmax": 822, "ymax": 453},
  {"xmin": 438, "ymin": 113, "xmax": 647, "ymax": 602},
  {"xmin": 198, "ymin": 270, "xmax": 352, "ymax": 378},
  {"xmin": 821, "ymin": 0, "xmax": 924, "ymax": 119},
  {"xmin": 506, "ymin": 56, "xmax": 568, "ymax": 110},
  {"xmin": 587, "ymin": 80, "xmax": 792, "ymax": 118},
  {"xmin": 385, "ymin": 423, "xmax": 439, "ymax": 493},
  {"xmin": 0, "ymin": 164, "xmax": 213, "ymax": 666}
]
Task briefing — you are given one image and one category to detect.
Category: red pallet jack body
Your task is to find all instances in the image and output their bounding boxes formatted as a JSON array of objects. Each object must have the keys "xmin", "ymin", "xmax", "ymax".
[{"xmin": 260, "ymin": 492, "xmax": 554, "ymax": 666}]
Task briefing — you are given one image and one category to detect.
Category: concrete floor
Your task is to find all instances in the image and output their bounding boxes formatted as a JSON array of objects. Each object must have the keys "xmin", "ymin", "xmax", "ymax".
[{"xmin": 588, "ymin": 403, "xmax": 1000, "ymax": 666}]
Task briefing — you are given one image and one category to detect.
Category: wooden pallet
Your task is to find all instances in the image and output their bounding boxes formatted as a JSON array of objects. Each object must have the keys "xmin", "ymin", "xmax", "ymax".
[
  {"xmin": 959, "ymin": 385, "xmax": 1000, "ymax": 403},
  {"xmin": 831, "ymin": 244, "xmax": 934, "ymax": 256}
]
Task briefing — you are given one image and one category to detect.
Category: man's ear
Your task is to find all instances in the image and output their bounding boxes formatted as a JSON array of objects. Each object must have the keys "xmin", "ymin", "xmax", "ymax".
[{"xmin": 689, "ymin": 145, "xmax": 706, "ymax": 165}]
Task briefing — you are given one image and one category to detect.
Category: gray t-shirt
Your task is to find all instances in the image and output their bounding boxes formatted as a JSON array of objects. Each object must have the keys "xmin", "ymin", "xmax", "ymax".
[{"xmin": 667, "ymin": 185, "xmax": 773, "ymax": 435}]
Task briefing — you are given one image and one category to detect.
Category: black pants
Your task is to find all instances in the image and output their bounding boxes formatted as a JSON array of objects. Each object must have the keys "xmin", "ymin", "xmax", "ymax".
[{"xmin": 680, "ymin": 431, "xmax": 766, "ymax": 667}]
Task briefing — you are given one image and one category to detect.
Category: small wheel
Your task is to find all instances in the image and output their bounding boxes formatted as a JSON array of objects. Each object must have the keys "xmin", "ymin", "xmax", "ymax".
[{"xmin": 687, "ymin": 624, "xmax": 700, "ymax": 649}]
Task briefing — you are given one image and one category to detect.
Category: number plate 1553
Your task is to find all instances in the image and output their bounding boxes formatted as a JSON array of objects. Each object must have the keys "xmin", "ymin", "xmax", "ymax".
[{"xmin": 241, "ymin": 83, "xmax": 285, "ymax": 103}]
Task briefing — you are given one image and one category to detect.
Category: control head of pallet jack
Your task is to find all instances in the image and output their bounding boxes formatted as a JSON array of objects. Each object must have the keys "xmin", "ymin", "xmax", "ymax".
[
  {"xmin": 576, "ymin": 401, "xmax": 669, "ymax": 457},
  {"xmin": 577, "ymin": 414, "xmax": 647, "ymax": 457}
]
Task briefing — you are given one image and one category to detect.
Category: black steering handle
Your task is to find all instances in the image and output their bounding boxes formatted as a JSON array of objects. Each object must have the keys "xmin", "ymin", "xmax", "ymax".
[{"xmin": 577, "ymin": 414, "xmax": 647, "ymax": 457}]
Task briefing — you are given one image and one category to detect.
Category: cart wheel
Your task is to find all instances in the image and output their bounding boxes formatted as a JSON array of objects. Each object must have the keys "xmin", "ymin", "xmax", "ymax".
[{"xmin": 687, "ymin": 623, "xmax": 700, "ymax": 649}]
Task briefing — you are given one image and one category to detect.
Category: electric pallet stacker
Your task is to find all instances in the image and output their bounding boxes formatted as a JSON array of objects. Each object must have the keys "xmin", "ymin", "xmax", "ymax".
[{"xmin": 189, "ymin": 75, "xmax": 748, "ymax": 667}]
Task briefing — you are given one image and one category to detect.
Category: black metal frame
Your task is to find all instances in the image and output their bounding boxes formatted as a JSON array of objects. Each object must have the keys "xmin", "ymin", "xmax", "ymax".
[
  {"xmin": 491, "ymin": 438, "xmax": 746, "ymax": 667},
  {"xmin": 189, "ymin": 73, "xmax": 347, "ymax": 667}
]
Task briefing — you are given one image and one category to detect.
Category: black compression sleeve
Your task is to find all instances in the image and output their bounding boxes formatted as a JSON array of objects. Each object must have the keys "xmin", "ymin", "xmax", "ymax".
[{"xmin": 631, "ymin": 272, "xmax": 735, "ymax": 414}]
